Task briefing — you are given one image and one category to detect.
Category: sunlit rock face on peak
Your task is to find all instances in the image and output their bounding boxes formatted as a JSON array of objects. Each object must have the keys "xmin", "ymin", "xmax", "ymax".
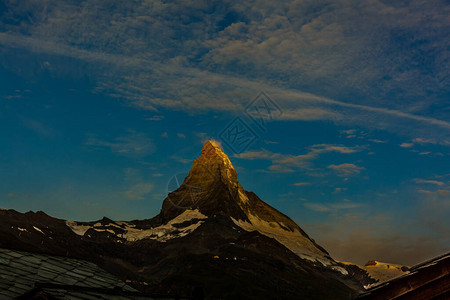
[
  {"xmin": 188, "ymin": 140, "xmax": 238, "ymax": 187},
  {"xmin": 160, "ymin": 140, "xmax": 246, "ymax": 222}
]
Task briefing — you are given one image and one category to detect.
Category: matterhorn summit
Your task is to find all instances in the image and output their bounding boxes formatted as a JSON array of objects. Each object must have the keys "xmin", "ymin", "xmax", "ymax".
[
  {"xmin": 182, "ymin": 140, "xmax": 239, "ymax": 192},
  {"xmin": 192, "ymin": 140, "xmax": 238, "ymax": 183},
  {"xmin": 162, "ymin": 140, "xmax": 338, "ymax": 266}
]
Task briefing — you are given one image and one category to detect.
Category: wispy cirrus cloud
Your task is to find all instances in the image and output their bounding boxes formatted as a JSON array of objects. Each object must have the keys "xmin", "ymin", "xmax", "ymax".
[
  {"xmin": 400, "ymin": 138, "xmax": 441, "ymax": 149},
  {"xmin": 400, "ymin": 142, "xmax": 414, "ymax": 148},
  {"xmin": 333, "ymin": 187, "xmax": 347, "ymax": 193},
  {"xmin": 21, "ymin": 117, "xmax": 58, "ymax": 138},
  {"xmin": 413, "ymin": 179, "xmax": 445, "ymax": 186},
  {"xmin": 235, "ymin": 144, "xmax": 363, "ymax": 173},
  {"xmin": 170, "ymin": 155, "xmax": 191, "ymax": 164},
  {"xmin": 85, "ymin": 130, "xmax": 155, "ymax": 158},
  {"xmin": 418, "ymin": 189, "xmax": 450, "ymax": 197},
  {"xmin": 327, "ymin": 163, "xmax": 365, "ymax": 177},
  {"xmin": 1, "ymin": 32, "xmax": 449, "ymax": 144},
  {"xmin": 125, "ymin": 183, "xmax": 154, "ymax": 200},
  {"xmin": 304, "ymin": 200, "xmax": 362, "ymax": 213},
  {"xmin": 0, "ymin": 0, "xmax": 449, "ymax": 143},
  {"xmin": 145, "ymin": 115, "xmax": 164, "ymax": 121},
  {"xmin": 293, "ymin": 182, "xmax": 311, "ymax": 187},
  {"xmin": 122, "ymin": 168, "xmax": 154, "ymax": 200}
]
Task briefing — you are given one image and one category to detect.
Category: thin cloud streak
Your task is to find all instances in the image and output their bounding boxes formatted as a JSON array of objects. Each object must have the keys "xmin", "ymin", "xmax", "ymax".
[
  {"xmin": 327, "ymin": 163, "xmax": 365, "ymax": 177},
  {"xmin": 235, "ymin": 144, "xmax": 362, "ymax": 173}
]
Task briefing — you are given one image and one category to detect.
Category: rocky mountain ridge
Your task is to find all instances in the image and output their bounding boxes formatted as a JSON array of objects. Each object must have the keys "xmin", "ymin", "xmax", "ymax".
[{"xmin": 0, "ymin": 141, "xmax": 378, "ymax": 299}]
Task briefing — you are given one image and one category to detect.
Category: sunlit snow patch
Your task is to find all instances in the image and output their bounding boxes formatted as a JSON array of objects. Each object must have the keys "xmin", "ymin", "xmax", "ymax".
[
  {"xmin": 230, "ymin": 215, "xmax": 333, "ymax": 264},
  {"xmin": 32, "ymin": 226, "xmax": 45, "ymax": 235},
  {"xmin": 230, "ymin": 214, "xmax": 350, "ymax": 275}
]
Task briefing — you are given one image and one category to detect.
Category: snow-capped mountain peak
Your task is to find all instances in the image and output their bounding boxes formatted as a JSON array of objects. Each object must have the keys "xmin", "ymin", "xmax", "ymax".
[{"xmin": 159, "ymin": 141, "xmax": 340, "ymax": 267}]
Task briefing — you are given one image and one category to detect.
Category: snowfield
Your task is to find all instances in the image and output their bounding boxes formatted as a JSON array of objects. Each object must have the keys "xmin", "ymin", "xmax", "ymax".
[
  {"xmin": 66, "ymin": 209, "xmax": 207, "ymax": 242},
  {"xmin": 340, "ymin": 260, "xmax": 409, "ymax": 286}
]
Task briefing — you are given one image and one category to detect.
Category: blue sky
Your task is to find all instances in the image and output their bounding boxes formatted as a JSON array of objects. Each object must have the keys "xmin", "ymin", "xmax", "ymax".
[{"xmin": 0, "ymin": 0, "xmax": 449, "ymax": 265}]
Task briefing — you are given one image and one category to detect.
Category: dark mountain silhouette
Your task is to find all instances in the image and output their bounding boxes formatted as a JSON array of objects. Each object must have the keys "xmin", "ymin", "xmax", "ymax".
[{"xmin": 0, "ymin": 140, "xmax": 375, "ymax": 299}]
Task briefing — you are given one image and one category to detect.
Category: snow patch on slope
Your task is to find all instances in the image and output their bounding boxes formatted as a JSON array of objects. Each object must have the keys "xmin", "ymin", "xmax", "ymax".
[
  {"xmin": 231, "ymin": 214, "xmax": 332, "ymax": 265},
  {"xmin": 331, "ymin": 266, "xmax": 348, "ymax": 275},
  {"xmin": 65, "ymin": 222, "xmax": 91, "ymax": 236},
  {"xmin": 66, "ymin": 209, "xmax": 207, "ymax": 242},
  {"xmin": 231, "ymin": 215, "xmax": 350, "ymax": 275},
  {"xmin": 32, "ymin": 226, "xmax": 45, "ymax": 235},
  {"xmin": 125, "ymin": 209, "xmax": 208, "ymax": 242},
  {"xmin": 363, "ymin": 261, "xmax": 408, "ymax": 283},
  {"xmin": 341, "ymin": 260, "xmax": 408, "ymax": 285},
  {"xmin": 231, "ymin": 191, "xmax": 353, "ymax": 275}
]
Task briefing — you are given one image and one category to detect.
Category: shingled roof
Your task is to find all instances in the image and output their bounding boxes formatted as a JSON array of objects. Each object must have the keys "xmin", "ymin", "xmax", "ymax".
[
  {"xmin": 0, "ymin": 248, "xmax": 153, "ymax": 299},
  {"xmin": 357, "ymin": 252, "xmax": 450, "ymax": 299}
]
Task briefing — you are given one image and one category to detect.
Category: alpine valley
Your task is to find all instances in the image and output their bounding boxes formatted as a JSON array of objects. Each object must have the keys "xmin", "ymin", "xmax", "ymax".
[{"xmin": 0, "ymin": 141, "xmax": 405, "ymax": 299}]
